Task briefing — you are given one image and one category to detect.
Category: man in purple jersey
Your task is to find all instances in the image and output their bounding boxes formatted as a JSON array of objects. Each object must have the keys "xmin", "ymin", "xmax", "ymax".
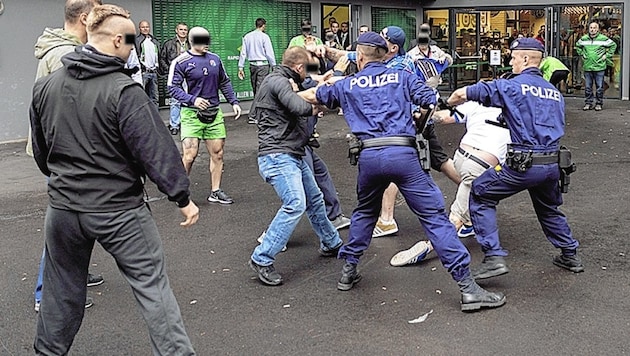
[{"xmin": 169, "ymin": 26, "xmax": 242, "ymax": 204}]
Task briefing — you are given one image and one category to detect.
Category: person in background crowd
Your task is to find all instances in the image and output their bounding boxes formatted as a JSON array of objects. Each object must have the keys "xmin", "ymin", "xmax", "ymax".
[
  {"xmin": 31, "ymin": 0, "xmax": 104, "ymax": 313},
  {"xmin": 134, "ymin": 20, "xmax": 160, "ymax": 107},
  {"xmin": 339, "ymin": 21, "xmax": 351, "ymax": 50},
  {"xmin": 539, "ymin": 55, "xmax": 570, "ymax": 92},
  {"xmin": 238, "ymin": 17, "xmax": 276, "ymax": 125},
  {"xmin": 159, "ymin": 22, "xmax": 190, "ymax": 135},
  {"xmin": 30, "ymin": 4, "xmax": 199, "ymax": 353},
  {"xmin": 289, "ymin": 19, "xmax": 323, "ymax": 48},
  {"xmin": 576, "ymin": 21, "xmax": 616, "ymax": 111},
  {"xmin": 168, "ymin": 26, "xmax": 242, "ymax": 205}
]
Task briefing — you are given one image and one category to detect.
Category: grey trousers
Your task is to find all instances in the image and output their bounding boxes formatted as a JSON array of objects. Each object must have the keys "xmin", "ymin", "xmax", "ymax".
[{"xmin": 35, "ymin": 205, "xmax": 195, "ymax": 356}]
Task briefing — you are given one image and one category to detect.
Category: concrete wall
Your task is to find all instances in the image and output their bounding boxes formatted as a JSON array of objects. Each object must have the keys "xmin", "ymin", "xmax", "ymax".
[{"xmin": 0, "ymin": 0, "xmax": 151, "ymax": 144}]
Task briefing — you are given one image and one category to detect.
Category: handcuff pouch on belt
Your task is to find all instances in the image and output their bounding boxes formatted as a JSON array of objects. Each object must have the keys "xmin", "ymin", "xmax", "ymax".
[
  {"xmin": 505, "ymin": 148, "xmax": 533, "ymax": 172},
  {"xmin": 346, "ymin": 134, "xmax": 362, "ymax": 166},
  {"xmin": 559, "ymin": 145, "xmax": 576, "ymax": 193},
  {"xmin": 196, "ymin": 106, "xmax": 220, "ymax": 124}
]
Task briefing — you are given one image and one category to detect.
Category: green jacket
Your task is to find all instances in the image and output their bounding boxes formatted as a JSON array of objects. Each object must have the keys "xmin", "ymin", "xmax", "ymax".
[
  {"xmin": 28, "ymin": 28, "xmax": 81, "ymax": 156},
  {"xmin": 575, "ymin": 33, "xmax": 616, "ymax": 72},
  {"xmin": 539, "ymin": 56, "xmax": 570, "ymax": 82}
]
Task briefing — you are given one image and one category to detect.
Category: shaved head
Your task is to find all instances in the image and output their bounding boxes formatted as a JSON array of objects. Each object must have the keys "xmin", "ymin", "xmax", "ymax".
[{"xmin": 86, "ymin": 4, "xmax": 136, "ymax": 61}]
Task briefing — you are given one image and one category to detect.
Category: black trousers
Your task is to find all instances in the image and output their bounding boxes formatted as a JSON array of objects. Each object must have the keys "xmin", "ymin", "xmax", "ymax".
[
  {"xmin": 34, "ymin": 205, "xmax": 194, "ymax": 355},
  {"xmin": 249, "ymin": 64, "xmax": 271, "ymax": 96}
]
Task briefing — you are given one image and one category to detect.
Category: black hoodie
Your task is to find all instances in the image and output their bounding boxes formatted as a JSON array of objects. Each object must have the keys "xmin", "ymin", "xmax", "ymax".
[{"xmin": 30, "ymin": 45, "xmax": 190, "ymax": 212}]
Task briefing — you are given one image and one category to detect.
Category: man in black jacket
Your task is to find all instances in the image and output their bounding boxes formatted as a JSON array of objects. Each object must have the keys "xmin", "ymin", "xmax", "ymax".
[
  {"xmin": 30, "ymin": 5, "xmax": 198, "ymax": 354},
  {"xmin": 135, "ymin": 19, "xmax": 160, "ymax": 107},
  {"xmin": 248, "ymin": 46, "xmax": 343, "ymax": 286},
  {"xmin": 159, "ymin": 22, "xmax": 189, "ymax": 135}
]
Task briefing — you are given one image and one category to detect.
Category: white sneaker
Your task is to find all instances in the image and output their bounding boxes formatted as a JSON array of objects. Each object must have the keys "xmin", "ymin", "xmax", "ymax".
[
  {"xmin": 257, "ymin": 231, "xmax": 287, "ymax": 252},
  {"xmin": 372, "ymin": 217, "xmax": 398, "ymax": 238},
  {"xmin": 390, "ymin": 241, "xmax": 433, "ymax": 266}
]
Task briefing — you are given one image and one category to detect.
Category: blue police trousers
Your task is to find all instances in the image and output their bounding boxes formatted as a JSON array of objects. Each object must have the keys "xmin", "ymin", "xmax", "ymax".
[
  {"xmin": 35, "ymin": 205, "xmax": 195, "ymax": 355},
  {"xmin": 339, "ymin": 146, "xmax": 471, "ymax": 282},
  {"xmin": 470, "ymin": 163, "xmax": 579, "ymax": 257}
]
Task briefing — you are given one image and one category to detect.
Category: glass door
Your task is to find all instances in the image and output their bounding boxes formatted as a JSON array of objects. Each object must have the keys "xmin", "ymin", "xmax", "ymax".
[{"xmin": 450, "ymin": 9, "xmax": 482, "ymax": 88}]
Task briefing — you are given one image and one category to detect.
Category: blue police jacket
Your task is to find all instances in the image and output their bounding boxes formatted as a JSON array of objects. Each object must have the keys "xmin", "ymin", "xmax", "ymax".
[
  {"xmin": 465, "ymin": 67, "xmax": 564, "ymax": 153},
  {"xmin": 316, "ymin": 61, "xmax": 436, "ymax": 140}
]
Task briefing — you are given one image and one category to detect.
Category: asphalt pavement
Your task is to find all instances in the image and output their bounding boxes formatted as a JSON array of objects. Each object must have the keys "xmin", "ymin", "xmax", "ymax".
[{"xmin": 1, "ymin": 97, "xmax": 629, "ymax": 355}]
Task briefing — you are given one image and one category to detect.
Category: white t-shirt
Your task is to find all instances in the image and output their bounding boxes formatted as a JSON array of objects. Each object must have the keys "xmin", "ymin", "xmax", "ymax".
[{"xmin": 454, "ymin": 101, "xmax": 511, "ymax": 163}]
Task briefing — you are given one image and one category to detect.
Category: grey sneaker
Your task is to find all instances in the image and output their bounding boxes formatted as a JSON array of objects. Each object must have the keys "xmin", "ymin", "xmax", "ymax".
[
  {"xmin": 208, "ymin": 189, "xmax": 234, "ymax": 204},
  {"xmin": 249, "ymin": 260, "xmax": 283, "ymax": 286},
  {"xmin": 553, "ymin": 254, "xmax": 585, "ymax": 273},
  {"xmin": 594, "ymin": 104, "xmax": 602, "ymax": 111},
  {"xmin": 330, "ymin": 214, "xmax": 351, "ymax": 230},
  {"xmin": 87, "ymin": 273, "xmax": 104, "ymax": 287}
]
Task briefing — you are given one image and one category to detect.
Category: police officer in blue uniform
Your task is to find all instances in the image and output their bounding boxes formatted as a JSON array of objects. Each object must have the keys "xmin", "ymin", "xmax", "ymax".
[
  {"xmin": 300, "ymin": 32, "xmax": 505, "ymax": 312},
  {"xmin": 447, "ymin": 38, "xmax": 584, "ymax": 279}
]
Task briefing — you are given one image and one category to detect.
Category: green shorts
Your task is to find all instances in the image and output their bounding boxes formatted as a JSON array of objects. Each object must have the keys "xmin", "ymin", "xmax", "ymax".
[{"xmin": 180, "ymin": 107, "xmax": 227, "ymax": 140}]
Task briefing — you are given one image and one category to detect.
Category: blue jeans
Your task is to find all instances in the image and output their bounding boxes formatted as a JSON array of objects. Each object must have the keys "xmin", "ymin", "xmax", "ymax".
[
  {"xmin": 584, "ymin": 70, "xmax": 605, "ymax": 106},
  {"xmin": 252, "ymin": 153, "xmax": 342, "ymax": 266},
  {"xmin": 142, "ymin": 72, "xmax": 159, "ymax": 107},
  {"xmin": 169, "ymin": 97, "xmax": 181, "ymax": 128},
  {"xmin": 34, "ymin": 249, "xmax": 45, "ymax": 304}
]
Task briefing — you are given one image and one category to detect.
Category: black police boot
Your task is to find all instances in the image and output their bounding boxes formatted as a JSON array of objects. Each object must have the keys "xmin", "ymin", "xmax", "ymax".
[
  {"xmin": 553, "ymin": 253, "xmax": 585, "ymax": 273},
  {"xmin": 249, "ymin": 260, "xmax": 283, "ymax": 286},
  {"xmin": 337, "ymin": 262, "xmax": 362, "ymax": 291},
  {"xmin": 458, "ymin": 275, "xmax": 506, "ymax": 312},
  {"xmin": 471, "ymin": 256, "xmax": 509, "ymax": 280}
]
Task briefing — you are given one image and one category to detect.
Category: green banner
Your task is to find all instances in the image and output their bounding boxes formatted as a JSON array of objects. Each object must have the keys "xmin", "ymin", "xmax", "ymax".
[{"xmin": 153, "ymin": 0, "xmax": 311, "ymax": 105}]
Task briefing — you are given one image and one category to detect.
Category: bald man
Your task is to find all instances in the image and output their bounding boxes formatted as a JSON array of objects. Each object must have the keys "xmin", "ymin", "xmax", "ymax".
[
  {"xmin": 30, "ymin": 4, "xmax": 198, "ymax": 354},
  {"xmin": 447, "ymin": 38, "xmax": 583, "ymax": 282}
]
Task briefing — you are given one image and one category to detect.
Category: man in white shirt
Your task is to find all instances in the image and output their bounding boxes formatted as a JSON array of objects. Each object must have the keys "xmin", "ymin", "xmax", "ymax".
[
  {"xmin": 134, "ymin": 20, "xmax": 160, "ymax": 107},
  {"xmin": 238, "ymin": 18, "xmax": 276, "ymax": 124}
]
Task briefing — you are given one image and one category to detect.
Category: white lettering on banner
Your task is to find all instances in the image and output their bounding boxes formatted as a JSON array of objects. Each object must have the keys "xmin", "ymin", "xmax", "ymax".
[
  {"xmin": 521, "ymin": 84, "xmax": 561, "ymax": 102},
  {"xmin": 349, "ymin": 73, "xmax": 399, "ymax": 90}
]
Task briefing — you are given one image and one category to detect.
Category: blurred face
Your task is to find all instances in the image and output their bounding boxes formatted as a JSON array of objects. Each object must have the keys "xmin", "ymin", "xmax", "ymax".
[
  {"xmin": 176, "ymin": 24, "xmax": 188, "ymax": 40},
  {"xmin": 139, "ymin": 21, "xmax": 150, "ymax": 35},
  {"xmin": 331, "ymin": 22, "xmax": 339, "ymax": 33},
  {"xmin": 589, "ymin": 22, "xmax": 599, "ymax": 36}
]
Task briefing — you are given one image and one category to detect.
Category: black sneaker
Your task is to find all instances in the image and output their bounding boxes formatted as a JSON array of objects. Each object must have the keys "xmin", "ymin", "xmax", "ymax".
[
  {"xmin": 319, "ymin": 242, "xmax": 342, "ymax": 258},
  {"xmin": 553, "ymin": 254, "xmax": 585, "ymax": 273},
  {"xmin": 208, "ymin": 189, "xmax": 234, "ymax": 204},
  {"xmin": 87, "ymin": 273, "xmax": 104, "ymax": 287},
  {"xmin": 337, "ymin": 262, "xmax": 362, "ymax": 291},
  {"xmin": 249, "ymin": 260, "xmax": 283, "ymax": 286},
  {"xmin": 461, "ymin": 289, "xmax": 506, "ymax": 312},
  {"xmin": 471, "ymin": 256, "xmax": 509, "ymax": 280},
  {"xmin": 85, "ymin": 296, "xmax": 94, "ymax": 309},
  {"xmin": 169, "ymin": 126, "xmax": 180, "ymax": 135}
]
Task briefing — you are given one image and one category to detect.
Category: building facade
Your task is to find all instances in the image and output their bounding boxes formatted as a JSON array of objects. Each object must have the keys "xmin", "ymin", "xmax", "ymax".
[{"xmin": 1, "ymin": 0, "xmax": 627, "ymax": 142}]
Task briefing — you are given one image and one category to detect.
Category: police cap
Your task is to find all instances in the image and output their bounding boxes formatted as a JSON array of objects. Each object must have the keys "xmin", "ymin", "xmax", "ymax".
[
  {"xmin": 356, "ymin": 31, "xmax": 388, "ymax": 50},
  {"xmin": 509, "ymin": 38, "xmax": 544, "ymax": 52}
]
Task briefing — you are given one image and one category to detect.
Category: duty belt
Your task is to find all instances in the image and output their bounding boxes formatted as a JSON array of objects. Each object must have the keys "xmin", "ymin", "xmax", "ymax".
[
  {"xmin": 457, "ymin": 147, "xmax": 490, "ymax": 169},
  {"xmin": 528, "ymin": 152, "xmax": 559, "ymax": 165},
  {"xmin": 361, "ymin": 136, "xmax": 416, "ymax": 149}
]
